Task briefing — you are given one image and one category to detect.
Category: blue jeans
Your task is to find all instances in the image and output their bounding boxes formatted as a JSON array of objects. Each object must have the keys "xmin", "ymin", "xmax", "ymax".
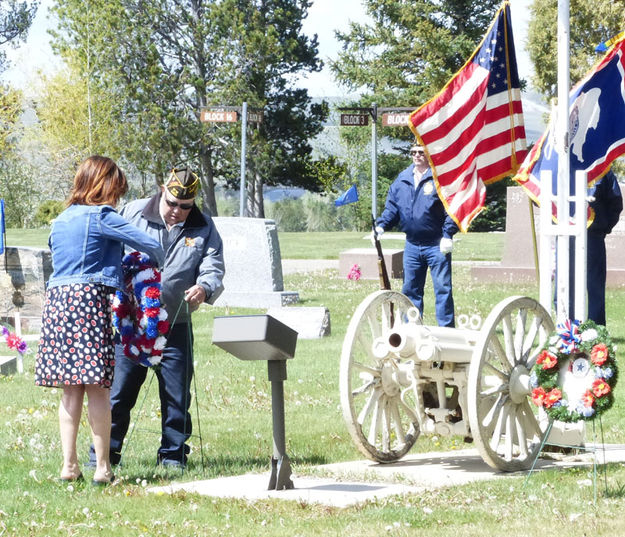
[
  {"xmin": 402, "ymin": 241, "xmax": 455, "ymax": 327},
  {"xmin": 90, "ymin": 322, "xmax": 194, "ymax": 465}
]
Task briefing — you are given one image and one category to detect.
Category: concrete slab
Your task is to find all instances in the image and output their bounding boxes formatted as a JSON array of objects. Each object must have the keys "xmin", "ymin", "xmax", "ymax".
[
  {"xmin": 148, "ymin": 445, "xmax": 625, "ymax": 507},
  {"xmin": 148, "ymin": 473, "xmax": 422, "ymax": 508}
]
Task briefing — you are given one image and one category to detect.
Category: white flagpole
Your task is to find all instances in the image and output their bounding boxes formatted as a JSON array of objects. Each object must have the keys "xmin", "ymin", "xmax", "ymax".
[{"xmin": 555, "ymin": 0, "xmax": 571, "ymax": 323}]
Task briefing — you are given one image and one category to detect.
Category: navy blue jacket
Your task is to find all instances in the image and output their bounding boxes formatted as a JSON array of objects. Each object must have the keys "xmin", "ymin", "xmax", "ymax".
[
  {"xmin": 588, "ymin": 170, "xmax": 623, "ymax": 238},
  {"xmin": 377, "ymin": 164, "xmax": 458, "ymax": 245}
]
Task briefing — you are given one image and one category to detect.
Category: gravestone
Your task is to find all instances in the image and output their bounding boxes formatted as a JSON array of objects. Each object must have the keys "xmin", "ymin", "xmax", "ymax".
[
  {"xmin": 212, "ymin": 217, "xmax": 299, "ymax": 308},
  {"xmin": 339, "ymin": 248, "xmax": 404, "ymax": 280},
  {"xmin": 471, "ymin": 186, "xmax": 625, "ymax": 286},
  {"xmin": 0, "ymin": 247, "xmax": 52, "ymax": 332},
  {"xmin": 266, "ymin": 306, "xmax": 330, "ymax": 339}
]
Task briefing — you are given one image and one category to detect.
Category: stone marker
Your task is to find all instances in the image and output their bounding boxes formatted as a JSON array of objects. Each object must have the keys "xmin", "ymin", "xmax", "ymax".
[
  {"xmin": 471, "ymin": 186, "xmax": 625, "ymax": 286},
  {"xmin": 212, "ymin": 217, "xmax": 299, "ymax": 308},
  {"xmin": 0, "ymin": 355, "xmax": 17, "ymax": 376},
  {"xmin": 0, "ymin": 247, "xmax": 52, "ymax": 332},
  {"xmin": 339, "ymin": 248, "xmax": 403, "ymax": 280},
  {"xmin": 266, "ymin": 306, "xmax": 330, "ymax": 339}
]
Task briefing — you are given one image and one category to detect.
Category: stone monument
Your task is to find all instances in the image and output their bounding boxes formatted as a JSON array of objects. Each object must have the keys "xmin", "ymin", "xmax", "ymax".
[
  {"xmin": 0, "ymin": 246, "xmax": 52, "ymax": 332},
  {"xmin": 471, "ymin": 186, "xmax": 625, "ymax": 286},
  {"xmin": 212, "ymin": 217, "xmax": 299, "ymax": 308}
]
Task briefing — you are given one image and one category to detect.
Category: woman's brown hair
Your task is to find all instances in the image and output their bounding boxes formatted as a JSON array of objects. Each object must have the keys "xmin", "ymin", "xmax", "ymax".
[{"xmin": 66, "ymin": 156, "xmax": 129, "ymax": 207}]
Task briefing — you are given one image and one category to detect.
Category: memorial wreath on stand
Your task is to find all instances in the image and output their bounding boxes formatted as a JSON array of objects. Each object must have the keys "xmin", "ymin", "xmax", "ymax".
[
  {"xmin": 112, "ymin": 252, "xmax": 170, "ymax": 368},
  {"xmin": 530, "ymin": 319, "xmax": 618, "ymax": 422}
]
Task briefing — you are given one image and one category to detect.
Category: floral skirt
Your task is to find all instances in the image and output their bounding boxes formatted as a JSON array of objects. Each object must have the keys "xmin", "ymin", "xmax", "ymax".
[{"xmin": 34, "ymin": 283, "xmax": 115, "ymax": 387}]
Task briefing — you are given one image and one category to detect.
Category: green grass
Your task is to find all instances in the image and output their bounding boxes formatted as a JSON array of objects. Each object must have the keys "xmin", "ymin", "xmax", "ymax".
[
  {"xmin": 2, "ymin": 232, "xmax": 625, "ymax": 535},
  {"xmin": 7, "ymin": 228, "xmax": 505, "ymax": 261}
]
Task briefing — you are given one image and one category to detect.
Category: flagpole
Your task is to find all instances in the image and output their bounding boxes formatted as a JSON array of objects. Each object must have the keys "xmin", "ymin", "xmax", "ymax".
[
  {"xmin": 555, "ymin": 0, "xmax": 571, "ymax": 323},
  {"xmin": 371, "ymin": 103, "xmax": 378, "ymax": 219}
]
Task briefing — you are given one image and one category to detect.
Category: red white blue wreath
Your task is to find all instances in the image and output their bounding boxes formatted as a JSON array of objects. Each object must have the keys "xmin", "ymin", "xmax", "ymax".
[
  {"xmin": 112, "ymin": 252, "xmax": 170, "ymax": 367},
  {"xmin": 530, "ymin": 319, "xmax": 618, "ymax": 422}
]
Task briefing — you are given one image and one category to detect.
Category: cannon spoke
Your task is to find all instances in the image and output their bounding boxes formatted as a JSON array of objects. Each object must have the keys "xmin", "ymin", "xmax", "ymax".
[
  {"xmin": 351, "ymin": 377, "xmax": 375, "ymax": 397},
  {"xmin": 521, "ymin": 315, "xmax": 540, "ymax": 366},
  {"xmin": 487, "ymin": 335, "xmax": 512, "ymax": 374},
  {"xmin": 504, "ymin": 409, "xmax": 514, "ymax": 461},
  {"xmin": 502, "ymin": 314, "xmax": 517, "ymax": 368},
  {"xmin": 367, "ymin": 395, "xmax": 383, "ymax": 446},
  {"xmin": 514, "ymin": 308, "xmax": 527, "ymax": 362},
  {"xmin": 358, "ymin": 387, "xmax": 381, "ymax": 426},
  {"xmin": 390, "ymin": 398, "xmax": 407, "ymax": 446},
  {"xmin": 514, "ymin": 409, "xmax": 529, "ymax": 460},
  {"xmin": 352, "ymin": 361, "xmax": 381, "ymax": 378},
  {"xmin": 481, "ymin": 392, "xmax": 505, "ymax": 429},
  {"xmin": 382, "ymin": 397, "xmax": 391, "ymax": 452}
]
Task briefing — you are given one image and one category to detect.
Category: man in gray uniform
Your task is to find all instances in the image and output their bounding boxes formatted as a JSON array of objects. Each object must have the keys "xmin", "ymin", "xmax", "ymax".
[{"xmin": 91, "ymin": 167, "xmax": 225, "ymax": 467}]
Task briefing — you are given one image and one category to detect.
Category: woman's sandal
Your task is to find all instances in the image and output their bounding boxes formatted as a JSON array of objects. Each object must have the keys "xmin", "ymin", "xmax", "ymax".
[
  {"xmin": 58, "ymin": 472, "xmax": 84, "ymax": 483},
  {"xmin": 91, "ymin": 474, "xmax": 115, "ymax": 486}
]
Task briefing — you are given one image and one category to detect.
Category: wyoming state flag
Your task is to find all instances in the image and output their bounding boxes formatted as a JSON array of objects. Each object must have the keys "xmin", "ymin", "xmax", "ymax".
[{"xmin": 514, "ymin": 35, "xmax": 625, "ymax": 219}]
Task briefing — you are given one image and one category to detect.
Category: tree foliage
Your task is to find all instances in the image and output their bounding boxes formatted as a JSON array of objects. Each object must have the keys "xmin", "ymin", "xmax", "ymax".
[
  {"xmin": 527, "ymin": 0, "xmax": 625, "ymax": 99},
  {"xmin": 331, "ymin": 0, "xmax": 500, "ymax": 110},
  {"xmin": 48, "ymin": 0, "xmax": 327, "ymax": 216},
  {"xmin": 0, "ymin": 0, "xmax": 38, "ymax": 73}
]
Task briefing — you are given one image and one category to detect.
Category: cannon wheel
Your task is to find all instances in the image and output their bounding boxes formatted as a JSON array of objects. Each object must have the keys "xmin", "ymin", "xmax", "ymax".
[
  {"xmin": 468, "ymin": 296, "xmax": 554, "ymax": 471},
  {"xmin": 340, "ymin": 290, "xmax": 420, "ymax": 462}
]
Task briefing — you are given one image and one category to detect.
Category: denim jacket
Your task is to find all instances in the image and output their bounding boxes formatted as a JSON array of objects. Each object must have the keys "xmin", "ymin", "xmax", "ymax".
[{"xmin": 47, "ymin": 204, "xmax": 165, "ymax": 291}]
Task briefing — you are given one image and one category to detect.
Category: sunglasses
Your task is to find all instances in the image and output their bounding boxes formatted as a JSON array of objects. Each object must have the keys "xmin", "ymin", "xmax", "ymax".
[
  {"xmin": 165, "ymin": 198, "xmax": 194, "ymax": 210},
  {"xmin": 410, "ymin": 150, "xmax": 425, "ymax": 156}
]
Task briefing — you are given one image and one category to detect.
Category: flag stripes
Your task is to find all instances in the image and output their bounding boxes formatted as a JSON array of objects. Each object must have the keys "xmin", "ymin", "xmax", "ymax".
[{"xmin": 410, "ymin": 2, "xmax": 526, "ymax": 231}]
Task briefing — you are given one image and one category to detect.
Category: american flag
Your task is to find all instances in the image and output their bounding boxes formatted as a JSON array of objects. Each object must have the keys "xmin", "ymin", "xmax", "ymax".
[
  {"xmin": 409, "ymin": 2, "xmax": 527, "ymax": 232},
  {"xmin": 514, "ymin": 35, "xmax": 625, "ymax": 220}
]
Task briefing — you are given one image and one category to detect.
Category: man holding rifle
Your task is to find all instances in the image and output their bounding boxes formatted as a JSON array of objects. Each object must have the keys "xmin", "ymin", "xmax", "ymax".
[{"xmin": 374, "ymin": 142, "xmax": 458, "ymax": 327}]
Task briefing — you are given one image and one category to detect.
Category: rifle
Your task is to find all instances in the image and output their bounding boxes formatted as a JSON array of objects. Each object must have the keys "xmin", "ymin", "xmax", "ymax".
[
  {"xmin": 371, "ymin": 215, "xmax": 391, "ymax": 291},
  {"xmin": 371, "ymin": 215, "xmax": 394, "ymax": 327}
]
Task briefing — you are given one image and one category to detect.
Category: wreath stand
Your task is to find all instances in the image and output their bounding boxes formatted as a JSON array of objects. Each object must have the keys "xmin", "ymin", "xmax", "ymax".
[
  {"xmin": 118, "ymin": 301, "xmax": 206, "ymax": 475},
  {"xmin": 525, "ymin": 417, "xmax": 609, "ymax": 503}
]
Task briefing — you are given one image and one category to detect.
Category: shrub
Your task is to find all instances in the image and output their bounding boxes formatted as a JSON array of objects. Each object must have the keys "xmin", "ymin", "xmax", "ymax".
[{"xmin": 35, "ymin": 200, "xmax": 65, "ymax": 226}]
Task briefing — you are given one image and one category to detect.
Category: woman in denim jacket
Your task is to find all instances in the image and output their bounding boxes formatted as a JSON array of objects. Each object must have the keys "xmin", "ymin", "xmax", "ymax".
[{"xmin": 34, "ymin": 156, "xmax": 164, "ymax": 485}]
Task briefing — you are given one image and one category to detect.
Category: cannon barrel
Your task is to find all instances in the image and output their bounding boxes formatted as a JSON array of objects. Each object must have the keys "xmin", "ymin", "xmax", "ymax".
[{"xmin": 386, "ymin": 323, "xmax": 478, "ymax": 363}]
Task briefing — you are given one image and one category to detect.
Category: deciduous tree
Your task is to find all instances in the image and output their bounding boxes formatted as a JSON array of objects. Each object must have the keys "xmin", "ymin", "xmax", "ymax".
[{"xmin": 527, "ymin": 0, "xmax": 624, "ymax": 100}]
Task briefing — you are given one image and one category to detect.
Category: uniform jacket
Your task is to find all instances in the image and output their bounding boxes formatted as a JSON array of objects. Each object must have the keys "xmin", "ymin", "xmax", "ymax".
[
  {"xmin": 47, "ymin": 204, "xmax": 164, "ymax": 290},
  {"xmin": 588, "ymin": 170, "xmax": 623, "ymax": 238},
  {"xmin": 377, "ymin": 164, "xmax": 458, "ymax": 245},
  {"xmin": 120, "ymin": 193, "xmax": 225, "ymax": 325}
]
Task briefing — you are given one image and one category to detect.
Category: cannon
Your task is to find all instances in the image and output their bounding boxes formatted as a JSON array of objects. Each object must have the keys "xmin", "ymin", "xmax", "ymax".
[{"xmin": 340, "ymin": 290, "xmax": 555, "ymax": 471}]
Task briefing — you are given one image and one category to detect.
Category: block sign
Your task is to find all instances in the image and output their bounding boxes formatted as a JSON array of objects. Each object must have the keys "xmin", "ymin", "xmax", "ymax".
[
  {"xmin": 382, "ymin": 112, "xmax": 411, "ymax": 127},
  {"xmin": 247, "ymin": 110, "xmax": 263, "ymax": 124},
  {"xmin": 340, "ymin": 113, "xmax": 369, "ymax": 126},
  {"xmin": 201, "ymin": 109, "xmax": 238, "ymax": 122}
]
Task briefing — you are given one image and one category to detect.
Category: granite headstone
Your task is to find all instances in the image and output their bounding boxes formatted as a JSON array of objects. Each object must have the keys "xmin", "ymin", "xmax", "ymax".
[
  {"xmin": 212, "ymin": 217, "xmax": 299, "ymax": 308},
  {"xmin": 471, "ymin": 186, "xmax": 625, "ymax": 286}
]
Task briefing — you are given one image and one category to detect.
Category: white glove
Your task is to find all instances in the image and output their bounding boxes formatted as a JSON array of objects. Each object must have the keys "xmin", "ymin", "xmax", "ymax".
[
  {"xmin": 370, "ymin": 226, "xmax": 385, "ymax": 246},
  {"xmin": 439, "ymin": 237, "xmax": 453, "ymax": 255}
]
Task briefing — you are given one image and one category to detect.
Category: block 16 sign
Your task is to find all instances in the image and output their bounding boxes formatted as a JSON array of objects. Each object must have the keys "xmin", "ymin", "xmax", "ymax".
[{"xmin": 201, "ymin": 109, "xmax": 238, "ymax": 123}]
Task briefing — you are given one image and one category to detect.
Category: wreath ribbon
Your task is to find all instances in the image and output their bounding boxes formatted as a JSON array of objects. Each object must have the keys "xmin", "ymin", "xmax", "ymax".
[{"xmin": 112, "ymin": 252, "xmax": 170, "ymax": 367}]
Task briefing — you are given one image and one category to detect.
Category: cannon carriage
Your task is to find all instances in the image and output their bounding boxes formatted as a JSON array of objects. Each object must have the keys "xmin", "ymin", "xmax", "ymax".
[{"xmin": 340, "ymin": 290, "xmax": 555, "ymax": 471}]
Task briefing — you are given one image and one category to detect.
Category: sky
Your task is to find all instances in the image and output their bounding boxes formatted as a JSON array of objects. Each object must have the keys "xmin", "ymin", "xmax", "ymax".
[{"xmin": 3, "ymin": 0, "xmax": 535, "ymax": 98}]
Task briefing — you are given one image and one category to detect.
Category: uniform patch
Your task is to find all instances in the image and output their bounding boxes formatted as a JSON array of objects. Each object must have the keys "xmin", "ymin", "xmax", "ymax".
[
  {"xmin": 423, "ymin": 182, "xmax": 434, "ymax": 195},
  {"xmin": 185, "ymin": 237, "xmax": 196, "ymax": 247}
]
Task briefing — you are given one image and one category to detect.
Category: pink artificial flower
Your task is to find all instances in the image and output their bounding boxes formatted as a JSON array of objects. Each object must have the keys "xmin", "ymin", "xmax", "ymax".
[{"xmin": 347, "ymin": 263, "xmax": 361, "ymax": 281}]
